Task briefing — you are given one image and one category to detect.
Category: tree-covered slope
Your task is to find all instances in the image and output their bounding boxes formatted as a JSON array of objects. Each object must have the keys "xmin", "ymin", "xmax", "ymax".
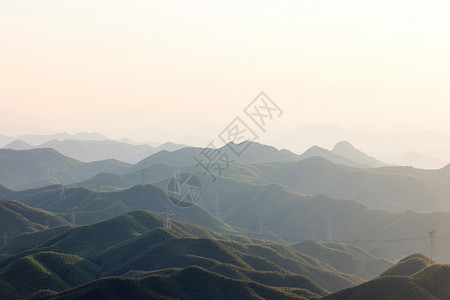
[
  {"xmin": 0, "ymin": 210, "xmax": 363, "ymax": 298},
  {"xmin": 324, "ymin": 254, "xmax": 450, "ymax": 300}
]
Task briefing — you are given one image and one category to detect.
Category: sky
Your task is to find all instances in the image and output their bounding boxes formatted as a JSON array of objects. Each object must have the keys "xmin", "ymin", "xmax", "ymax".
[{"xmin": 1, "ymin": 0, "xmax": 450, "ymax": 144}]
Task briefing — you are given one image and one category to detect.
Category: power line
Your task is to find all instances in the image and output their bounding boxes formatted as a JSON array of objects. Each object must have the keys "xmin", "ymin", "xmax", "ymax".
[
  {"xmin": 339, "ymin": 236, "xmax": 428, "ymax": 243},
  {"xmin": 340, "ymin": 235, "xmax": 450, "ymax": 244}
]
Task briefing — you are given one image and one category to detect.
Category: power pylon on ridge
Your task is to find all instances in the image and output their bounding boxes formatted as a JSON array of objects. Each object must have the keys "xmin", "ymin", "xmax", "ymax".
[
  {"xmin": 70, "ymin": 207, "xmax": 77, "ymax": 228},
  {"xmin": 428, "ymin": 230, "xmax": 436, "ymax": 265},
  {"xmin": 161, "ymin": 206, "xmax": 176, "ymax": 229},
  {"xmin": 59, "ymin": 180, "xmax": 66, "ymax": 201},
  {"xmin": 3, "ymin": 232, "xmax": 7, "ymax": 244}
]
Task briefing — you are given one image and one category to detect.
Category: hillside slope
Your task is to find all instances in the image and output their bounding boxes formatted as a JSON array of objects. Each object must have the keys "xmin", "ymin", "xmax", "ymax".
[
  {"xmin": 324, "ymin": 254, "xmax": 450, "ymax": 300},
  {"xmin": 0, "ymin": 149, "xmax": 130, "ymax": 189},
  {"xmin": 0, "ymin": 210, "xmax": 363, "ymax": 298},
  {"xmin": 76, "ymin": 155, "xmax": 450, "ymax": 213},
  {"xmin": 27, "ymin": 266, "xmax": 323, "ymax": 300},
  {"xmin": 0, "ymin": 200, "xmax": 69, "ymax": 243},
  {"xmin": 290, "ymin": 240, "xmax": 393, "ymax": 280},
  {"xmin": 331, "ymin": 141, "xmax": 386, "ymax": 168},
  {"xmin": 73, "ymin": 169, "xmax": 450, "ymax": 262},
  {"xmin": 0, "ymin": 184, "xmax": 232, "ymax": 233}
]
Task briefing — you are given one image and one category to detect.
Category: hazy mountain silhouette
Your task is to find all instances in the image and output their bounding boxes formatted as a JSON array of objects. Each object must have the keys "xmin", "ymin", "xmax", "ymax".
[
  {"xmin": 279, "ymin": 124, "xmax": 450, "ymax": 168},
  {"xmin": 331, "ymin": 141, "xmax": 387, "ymax": 168},
  {"xmin": 298, "ymin": 145, "xmax": 370, "ymax": 168},
  {"xmin": 133, "ymin": 141, "xmax": 301, "ymax": 171},
  {"xmin": 16, "ymin": 132, "xmax": 111, "ymax": 145},
  {"xmin": 155, "ymin": 141, "xmax": 189, "ymax": 152},
  {"xmin": 386, "ymin": 151, "xmax": 447, "ymax": 170},
  {"xmin": 1, "ymin": 140, "xmax": 33, "ymax": 150},
  {"xmin": 79, "ymin": 155, "xmax": 450, "ymax": 213},
  {"xmin": 36, "ymin": 139, "xmax": 155, "ymax": 163},
  {"xmin": 0, "ymin": 149, "xmax": 130, "ymax": 189}
]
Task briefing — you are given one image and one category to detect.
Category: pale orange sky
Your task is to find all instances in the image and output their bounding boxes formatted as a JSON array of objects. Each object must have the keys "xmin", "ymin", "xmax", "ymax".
[{"xmin": 1, "ymin": 0, "xmax": 450, "ymax": 142}]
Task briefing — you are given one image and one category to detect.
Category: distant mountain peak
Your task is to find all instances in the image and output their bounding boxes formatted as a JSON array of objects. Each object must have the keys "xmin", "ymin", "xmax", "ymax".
[
  {"xmin": 1, "ymin": 139, "xmax": 33, "ymax": 150},
  {"xmin": 303, "ymin": 145, "xmax": 328, "ymax": 154},
  {"xmin": 333, "ymin": 140, "xmax": 356, "ymax": 151},
  {"xmin": 331, "ymin": 140, "xmax": 386, "ymax": 168}
]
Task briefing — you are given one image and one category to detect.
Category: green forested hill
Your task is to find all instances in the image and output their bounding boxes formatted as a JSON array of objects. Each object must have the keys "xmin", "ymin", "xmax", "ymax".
[
  {"xmin": 290, "ymin": 240, "xmax": 393, "ymax": 280},
  {"xmin": 324, "ymin": 254, "xmax": 450, "ymax": 300},
  {"xmin": 5, "ymin": 177, "xmax": 450, "ymax": 263},
  {"xmin": 0, "ymin": 200, "xmax": 69, "ymax": 245},
  {"xmin": 27, "ymin": 266, "xmax": 324, "ymax": 300},
  {"xmin": 0, "ymin": 210, "xmax": 363, "ymax": 299},
  {"xmin": 0, "ymin": 183, "xmax": 232, "ymax": 233}
]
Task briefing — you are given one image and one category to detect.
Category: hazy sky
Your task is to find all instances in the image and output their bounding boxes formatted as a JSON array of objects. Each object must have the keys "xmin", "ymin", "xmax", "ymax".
[{"xmin": 1, "ymin": 0, "xmax": 450, "ymax": 142}]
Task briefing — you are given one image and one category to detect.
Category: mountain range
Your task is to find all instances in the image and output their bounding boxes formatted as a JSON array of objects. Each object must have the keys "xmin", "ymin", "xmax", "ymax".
[
  {"xmin": 324, "ymin": 254, "xmax": 450, "ymax": 299},
  {"xmin": 1, "ymin": 134, "xmax": 450, "ymax": 298},
  {"xmin": 4, "ymin": 173, "xmax": 450, "ymax": 262},
  {"xmin": 0, "ymin": 209, "xmax": 364, "ymax": 299},
  {"xmin": 277, "ymin": 124, "xmax": 450, "ymax": 169},
  {"xmin": 1, "ymin": 207, "xmax": 447, "ymax": 299},
  {"xmin": 0, "ymin": 149, "xmax": 130, "ymax": 190},
  {"xmin": 0, "ymin": 132, "xmax": 110, "ymax": 148}
]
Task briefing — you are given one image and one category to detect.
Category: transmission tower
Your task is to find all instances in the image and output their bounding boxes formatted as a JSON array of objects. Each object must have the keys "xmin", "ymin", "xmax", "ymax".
[
  {"xmin": 428, "ymin": 230, "xmax": 436, "ymax": 265},
  {"xmin": 59, "ymin": 180, "xmax": 66, "ymax": 201},
  {"xmin": 70, "ymin": 207, "xmax": 77, "ymax": 228},
  {"xmin": 161, "ymin": 206, "xmax": 175, "ymax": 229},
  {"xmin": 44, "ymin": 220, "xmax": 50, "ymax": 229},
  {"xmin": 3, "ymin": 232, "xmax": 7, "ymax": 244},
  {"xmin": 325, "ymin": 218, "xmax": 333, "ymax": 242}
]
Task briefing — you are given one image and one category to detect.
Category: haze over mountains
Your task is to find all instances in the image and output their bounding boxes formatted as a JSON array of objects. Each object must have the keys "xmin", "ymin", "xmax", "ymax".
[
  {"xmin": 1, "ymin": 132, "xmax": 450, "ymax": 299},
  {"xmin": 2, "ymin": 127, "xmax": 450, "ymax": 169},
  {"xmin": 277, "ymin": 125, "xmax": 450, "ymax": 169}
]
